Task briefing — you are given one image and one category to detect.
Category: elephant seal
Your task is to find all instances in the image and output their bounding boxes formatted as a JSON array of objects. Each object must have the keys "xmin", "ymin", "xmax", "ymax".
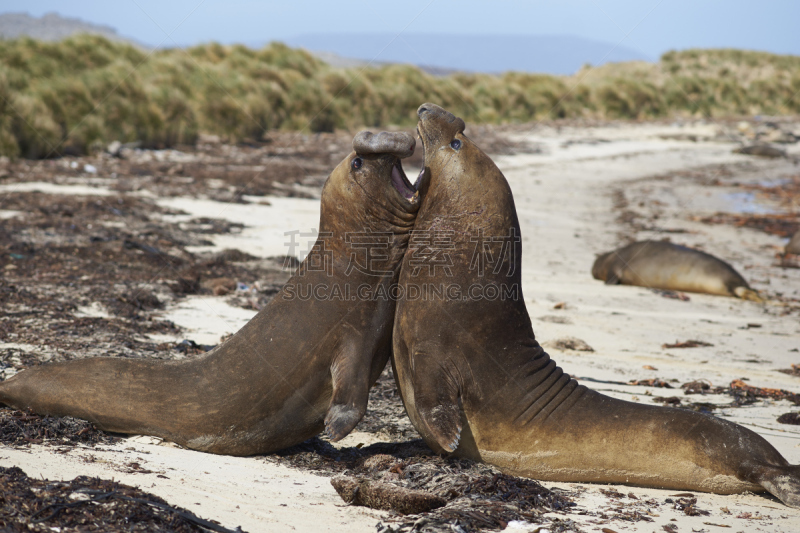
[
  {"xmin": 0, "ymin": 130, "xmax": 420, "ymax": 456},
  {"xmin": 786, "ymin": 230, "xmax": 800, "ymax": 255},
  {"xmin": 392, "ymin": 103, "xmax": 800, "ymax": 507},
  {"xmin": 591, "ymin": 240, "xmax": 761, "ymax": 301},
  {"xmin": 733, "ymin": 143, "xmax": 787, "ymax": 158}
]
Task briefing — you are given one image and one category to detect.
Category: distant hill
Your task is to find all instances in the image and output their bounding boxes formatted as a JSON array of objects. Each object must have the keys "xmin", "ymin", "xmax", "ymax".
[
  {"xmin": 1, "ymin": 13, "xmax": 648, "ymax": 75},
  {"xmin": 302, "ymin": 50, "xmax": 458, "ymax": 77},
  {"xmin": 284, "ymin": 33, "xmax": 653, "ymax": 75},
  {"xmin": 0, "ymin": 12, "xmax": 144, "ymax": 46}
]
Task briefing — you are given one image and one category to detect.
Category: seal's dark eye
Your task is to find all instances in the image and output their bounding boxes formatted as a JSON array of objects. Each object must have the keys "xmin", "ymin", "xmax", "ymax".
[
  {"xmin": 351, "ymin": 157, "xmax": 362, "ymax": 170},
  {"xmin": 450, "ymin": 139, "xmax": 461, "ymax": 150}
]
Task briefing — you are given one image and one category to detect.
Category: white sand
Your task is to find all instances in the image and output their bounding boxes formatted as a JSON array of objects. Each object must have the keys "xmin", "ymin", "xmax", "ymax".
[
  {"xmin": 4, "ymin": 121, "xmax": 800, "ymax": 532},
  {"xmin": 0, "ymin": 181, "xmax": 115, "ymax": 196},
  {"xmin": 158, "ymin": 195, "xmax": 323, "ymax": 259}
]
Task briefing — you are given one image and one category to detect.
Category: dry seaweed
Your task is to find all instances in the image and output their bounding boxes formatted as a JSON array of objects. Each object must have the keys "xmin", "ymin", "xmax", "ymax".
[
  {"xmin": 680, "ymin": 379, "xmax": 800, "ymax": 407},
  {"xmin": 698, "ymin": 212, "xmax": 800, "ymax": 238},
  {"xmin": 0, "ymin": 466, "xmax": 243, "ymax": 532},
  {"xmin": 331, "ymin": 476, "xmax": 446, "ymax": 514},
  {"xmin": 549, "ymin": 337, "xmax": 595, "ymax": 352},
  {"xmin": 777, "ymin": 364, "xmax": 800, "ymax": 377},
  {"xmin": 662, "ymin": 340, "xmax": 714, "ymax": 349},
  {"xmin": 272, "ymin": 436, "xmax": 577, "ymax": 532},
  {"xmin": 0, "ymin": 408, "xmax": 120, "ymax": 447},
  {"xmin": 777, "ymin": 412, "xmax": 800, "ymax": 425},
  {"xmin": 629, "ymin": 378, "xmax": 673, "ymax": 388},
  {"xmin": 727, "ymin": 379, "xmax": 800, "ymax": 405}
]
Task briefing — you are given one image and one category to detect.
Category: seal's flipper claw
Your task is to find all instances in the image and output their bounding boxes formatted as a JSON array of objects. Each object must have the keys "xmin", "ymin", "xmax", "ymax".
[
  {"xmin": 324, "ymin": 403, "xmax": 363, "ymax": 442},
  {"xmin": 325, "ymin": 337, "xmax": 375, "ymax": 442},
  {"xmin": 411, "ymin": 356, "xmax": 462, "ymax": 453},
  {"xmin": 418, "ymin": 403, "xmax": 462, "ymax": 453}
]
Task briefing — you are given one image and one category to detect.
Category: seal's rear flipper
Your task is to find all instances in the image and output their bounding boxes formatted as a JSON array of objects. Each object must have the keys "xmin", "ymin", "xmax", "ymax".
[
  {"xmin": 733, "ymin": 286, "xmax": 764, "ymax": 303},
  {"xmin": 411, "ymin": 355, "xmax": 462, "ymax": 453},
  {"xmin": 758, "ymin": 464, "xmax": 800, "ymax": 508}
]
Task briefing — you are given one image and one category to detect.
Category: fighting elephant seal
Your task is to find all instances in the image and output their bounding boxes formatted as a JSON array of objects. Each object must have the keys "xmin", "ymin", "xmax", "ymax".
[
  {"xmin": 391, "ymin": 103, "xmax": 800, "ymax": 507},
  {"xmin": 591, "ymin": 240, "xmax": 761, "ymax": 301},
  {"xmin": 0, "ymin": 130, "xmax": 420, "ymax": 456}
]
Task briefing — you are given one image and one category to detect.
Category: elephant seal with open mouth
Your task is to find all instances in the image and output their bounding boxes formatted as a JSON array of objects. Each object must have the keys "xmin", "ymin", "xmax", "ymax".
[
  {"xmin": 0, "ymin": 130, "xmax": 421, "ymax": 456},
  {"xmin": 391, "ymin": 103, "xmax": 800, "ymax": 507}
]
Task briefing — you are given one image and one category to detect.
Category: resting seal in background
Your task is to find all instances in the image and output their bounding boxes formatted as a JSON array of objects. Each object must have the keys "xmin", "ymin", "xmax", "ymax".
[
  {"xmin": 592, "ymin": 240, "xmax": 761, "ymax": 301},
  {"xmin": 0, "ymin": 131, "xmax": 421, "ymax": 456},
  {"xmin": 733, "ymin": 144, "xmax": 787, "ymax": 158},
  {"xmin": 391, "ymin": 103, "xmax": 800, "ymax": 507}
]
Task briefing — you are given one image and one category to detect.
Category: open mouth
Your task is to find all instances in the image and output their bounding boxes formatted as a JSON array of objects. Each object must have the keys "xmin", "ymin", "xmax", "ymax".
[
  {"xmin": 412, "ymin": 127, "xmax": 426, "ymax": 188},
  {"xmin": 391, "ymin": 159, "xmax": 418, "ymax": 201}
]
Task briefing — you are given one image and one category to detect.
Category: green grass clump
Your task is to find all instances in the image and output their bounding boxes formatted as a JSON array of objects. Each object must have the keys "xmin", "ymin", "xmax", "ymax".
[{"xmin": 1, "ymin": 36, "xmax": 798, "ymax": 158}]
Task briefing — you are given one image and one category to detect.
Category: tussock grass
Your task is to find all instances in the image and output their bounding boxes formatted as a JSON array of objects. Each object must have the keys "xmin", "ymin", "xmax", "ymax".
[{"xmin": 1, "ymin": 36, "xmax": 798, "ymax": 158}]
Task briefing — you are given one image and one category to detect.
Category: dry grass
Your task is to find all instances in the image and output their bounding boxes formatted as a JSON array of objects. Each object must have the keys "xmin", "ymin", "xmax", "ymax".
[{"xmin": 1, "ymin": 36, "xmax": 799, "ymax": 158}]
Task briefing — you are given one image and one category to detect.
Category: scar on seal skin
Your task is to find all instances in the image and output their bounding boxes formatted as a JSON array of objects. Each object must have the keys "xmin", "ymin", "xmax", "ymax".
[
  {"xmin": 592, "ymin": 240, "xmax": 762, "ymax": 301},
  {"xmin": 0, "ymin": 130, "xmax": 421, "ymax": 456},
  {"xmin": 391, "ymin": 103, "xmax": 800, "ymax": 508}
]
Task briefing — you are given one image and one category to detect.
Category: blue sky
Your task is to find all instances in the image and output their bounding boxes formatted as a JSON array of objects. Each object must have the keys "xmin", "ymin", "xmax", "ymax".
[{"xmin": 3, "ymin": 0, "xmax": 799, "ymax": 59}]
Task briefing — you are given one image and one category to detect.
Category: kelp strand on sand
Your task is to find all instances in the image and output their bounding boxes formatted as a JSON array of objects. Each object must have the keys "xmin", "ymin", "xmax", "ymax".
[{"xmin": 1, "ymin": 35, "xmax": 799, "ymax": 158}]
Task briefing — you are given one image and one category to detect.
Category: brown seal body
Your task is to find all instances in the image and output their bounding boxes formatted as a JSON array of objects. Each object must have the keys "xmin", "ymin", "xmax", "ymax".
[
  {"xmin": 733, "ymin": 144, "xmax": 787, "ymax": 158},
  {"xmin": 592, "ymin": 240, "xmax": 760, "ymax": 300},
  {"xmin": 392, "ymin": 103, "xmax": 800, "ymax": 507},
  {"xmin": 0, "ymin": 131, "xmax": 420, "ymax": 456}
]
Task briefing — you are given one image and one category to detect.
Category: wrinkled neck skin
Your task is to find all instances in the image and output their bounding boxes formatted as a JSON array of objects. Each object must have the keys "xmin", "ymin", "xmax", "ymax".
[{"xmin": 440, "ymin": 141, "xmax": 570, "ymax": 407}]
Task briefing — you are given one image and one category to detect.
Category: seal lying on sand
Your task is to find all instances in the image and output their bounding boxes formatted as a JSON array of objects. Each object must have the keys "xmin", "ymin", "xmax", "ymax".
[
  {"xmin": 733, "ymin": 144, "xmax": 787, "ymax": 158},
  {"xmin": 0, "ymin": 131, "xmax": 420, "ymax": 456},
  {"xmin": 392, "ymin": 103, "xmax": 800, "ymax": 507},
  {"xmin": 591, "ymin": 240, "xmax": 761, "ymax": 301}
]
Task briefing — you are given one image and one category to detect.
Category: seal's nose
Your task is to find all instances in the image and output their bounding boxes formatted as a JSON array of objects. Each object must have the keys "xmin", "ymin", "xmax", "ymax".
[{"xmin": 417, "ymin": 103, "xmax": 466, "ymax": 133}]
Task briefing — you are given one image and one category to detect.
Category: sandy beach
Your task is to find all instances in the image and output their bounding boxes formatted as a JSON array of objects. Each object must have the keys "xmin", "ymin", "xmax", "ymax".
[{"xmin": 2, "ymin": 119, "xmax": 800, "ymax": 532}]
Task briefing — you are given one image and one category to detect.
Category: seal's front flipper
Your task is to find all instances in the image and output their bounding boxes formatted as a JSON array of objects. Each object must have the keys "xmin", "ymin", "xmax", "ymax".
[
  {"xmin": 324, "ymin": 337, "xmax": 374, "ymax": 442},
  {"xmin": 605, "ymin": 273, "xmax": 620, "ymax": 285},
  {"xmin": 411, "ymin": 355, "xmax": 462, "ymax": 453},
  {"xmin": 324, "ymin": 403, "xmax": 363, "ymax": 442}
]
